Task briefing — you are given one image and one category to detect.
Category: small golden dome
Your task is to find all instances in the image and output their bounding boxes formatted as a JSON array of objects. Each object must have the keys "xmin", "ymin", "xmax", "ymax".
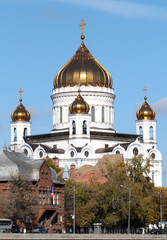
[
  {"xmin": 69, "ymin": 89, "xmax": 90, "ymax": 114},
  {"xmin": 136, "ymin": 88, "xmax": 156, "ymax": 120},
  {"xmin": 54, "ymin": 36, "xmax": 112, "ymax": 89},
  {"xmin": 11, "ymin": 89, "xmax": 31, "ymax": 122}
]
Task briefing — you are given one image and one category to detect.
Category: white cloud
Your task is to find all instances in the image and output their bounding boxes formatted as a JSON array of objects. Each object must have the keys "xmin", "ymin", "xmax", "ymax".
[
  {"xmin": 152, "ymin": 97, "xmax": 167, "ymax": 115},
  {"xmin": 52, "ymin": 0, "xmax": 167, "ymax": 20}
]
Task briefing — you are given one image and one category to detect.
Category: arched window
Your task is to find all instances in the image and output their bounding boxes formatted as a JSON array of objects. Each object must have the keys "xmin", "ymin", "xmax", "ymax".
[
  {"xmin": 72, "ymin": 121, "xmax": 76, "ymax": 134},
  {"xmin": 133, "ymin": 147, "xmax": 138, "ymax": 156},
  {"xmin": 60, "ymin": 107, "xmax": 62, "ymax": 123},
  {"xmin": 83, "ymin": 120, "xmax": 87, "ymax": 134},
  {"xmin": 91, "ymin": 106, "xmax": 95, "ymax": 122},
  {"xmin": 102, "ymin": 106, "xmax": 105, "ymax": 123},
  {"xmin": 139, "ymin": 126, "xmax": 143, "ymax": 139},
  {"xmin": 109, "ymin": 106, "xmax": 111, "ymax": 124},
  {"xmin": 14, "ymin": 128, "xmax": 17, "ymax": 141},
  {"xmin": 24, "ymin": 128, "xmax": 28, "ymax": 136},
  {"xmin": 150, "ymin": 126, "xmax": 153, "ymax": 139}
]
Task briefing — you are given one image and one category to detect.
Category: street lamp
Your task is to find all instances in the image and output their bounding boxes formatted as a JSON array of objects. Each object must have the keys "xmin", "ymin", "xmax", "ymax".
[
  {"xmin": 120, "ymin": 185, "xmax": 131, "ymax": 234},
  {"xmin": 73, "ymin": 184, "xmax": 75, "ymax": 234},
  {"xmin": 158, "ymin": 189, "xmax": 162, "ymax": 226}
]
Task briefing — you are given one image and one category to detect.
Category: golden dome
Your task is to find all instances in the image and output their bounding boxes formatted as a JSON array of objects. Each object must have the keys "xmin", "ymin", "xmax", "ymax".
[
  {"xmin": 136, "ymin": 88, "xmax": 156, "ymax": 120},
  {"xmin": 11, "ymin": 89, "xmax": 31, "ymax": 122},
  {"xmin": 69, "ymin": 89, "xmax": 90, "ymax": 114},
  {"xmin": 54, "ymin": 36, "xmax": 112, "ymax": 89}
]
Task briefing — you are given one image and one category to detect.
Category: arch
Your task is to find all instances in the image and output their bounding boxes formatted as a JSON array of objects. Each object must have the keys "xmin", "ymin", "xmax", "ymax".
[
  {"xmin": 91, "ymin": 106, "xmax": 95, "ymax": 122},
  {"xmin": 150, "ymin": 126, "xmax": 153, "ymax": 139},
  {"xmin": 139, "ymin": 126, "xmax": 143, "ymax": 139},
  {"xmin": 14, "ymin": 128, "xmax": 17, "ymax": 141},
  {"xmin": 72, "ymin": 120, "xmax": 76, "ymax": 134},
  {"xmin": 83, "ymin": 120, "xmax": 87, "ymax": 134},
  {"xmin": 60, "ymin": 107, "xmax": 62, "ymax": 123},
  {"xmin": 24, "ymin": 128, "xmax": 28, "ymax": 136},
  {"xmin": 102, "ymin": 106, "xmax": 105, "ymax": 123}
]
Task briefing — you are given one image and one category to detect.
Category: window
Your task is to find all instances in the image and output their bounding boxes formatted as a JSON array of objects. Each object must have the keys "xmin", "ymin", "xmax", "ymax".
[
  {"xmin": 151, "ymin": 153, "xmax": 155, "ymax": 159},
  {"xmin": 91, "ymin": 106, "xmax": 95, "ymax": 122},
  {"xmin": 14, "ymin": 128, "xmax": 17, "ymax": 141},
  {"xmin": 57, "ymin": 193, "xmax": 59, "ymax": 205},
  {"xmin": 47, "ymin": 187, "xmax": 49, "ymax": 204},
  {"xmin": 83, "ymin": 120, "xmax": 87, "ymax": 134},
  {"xmin": 150, "ymin": 126, "xmax": 153, "ymax": 139},
  {"xmin": 139, "ymin": 126, "xmax": 143, "ymax": 139},
  {"xmin": 109, "ymin": 106, "xmax": 111, "ymax": 124},
  {"xmin": 116, "ymin": 150, "xmax": 120, "ymax": 154},
  {"xmin": 105, "ymin": 144, "xmax": 109, "ymax": 148},
  {"xmin": 53, "ymin": 192, "xmax": 55, "ymax": 205},
  {"xmin": 72, "ymin": 121, "xmax": 76, "ymax": 134},
  {"xmin": 70, "ymin": 151, "xmax": 74, "ymax": 157},
  {"xmin": 102, "ymin": 106, "xmax": 105, "ymax": 123},
  {"xmin": 60, "ymin": 107, "xmax": 62, "ymax": 123},
  {"xmin": 39, "ymin": 151, "xmax": 43, "ymax": 158},
  {"xmin": 43, "ymin": 191, "xmax": 45, "ymax": 205},
  {"xmin": 24, "ymin": 128, "xmax": 27, "ymax": 136},
  {"xmin": 133, "ymin": 147, "xmax": 138, "ymax": 156},
  {"xmin": 84, "ymin": 151, "xmax": 89, "ymax": 157}
]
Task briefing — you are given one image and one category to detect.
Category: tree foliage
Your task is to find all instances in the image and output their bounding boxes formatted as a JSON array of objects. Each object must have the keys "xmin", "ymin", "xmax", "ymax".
[
  {"xmin": 0, "ymin": 175, "xmax": 39, "ymax": 226},
  {"xmin": 64, "ymin": 155, "xmax": 165, "ymax": 230}
]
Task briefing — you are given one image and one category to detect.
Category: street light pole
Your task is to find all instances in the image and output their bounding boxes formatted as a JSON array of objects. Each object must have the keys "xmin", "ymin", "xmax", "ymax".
[
  {"xmin": 120, "ymin": 185, "xmax": 131, "ymax": 234},
  {"xmin": 73, "ymin": 184, "xmax": 75, "ymax": 234},
  {"xmin": 159, "ymin": 189, "xmax": 162, "ymax": 225}
]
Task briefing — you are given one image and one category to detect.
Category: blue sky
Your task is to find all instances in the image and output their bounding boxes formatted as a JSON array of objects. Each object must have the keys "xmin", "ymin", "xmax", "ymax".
[{"xmin": 0, "ymin": 0, "xmax": 167, "ymax": 186}]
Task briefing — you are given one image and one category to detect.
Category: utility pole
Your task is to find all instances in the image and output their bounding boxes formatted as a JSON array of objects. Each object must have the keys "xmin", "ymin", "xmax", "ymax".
[
  {"xmin": 73, "ymin": 184, "xmax": 75, "ymax": 234},
  {"xmin": 159, "ymin": 189, "xmax": 162, "ymax": 225}
]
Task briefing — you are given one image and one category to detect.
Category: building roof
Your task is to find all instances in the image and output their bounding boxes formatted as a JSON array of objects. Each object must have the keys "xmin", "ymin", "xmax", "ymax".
[{"xmin": 0, "ymin": 150, "xmax": 59, "ymax": 183}]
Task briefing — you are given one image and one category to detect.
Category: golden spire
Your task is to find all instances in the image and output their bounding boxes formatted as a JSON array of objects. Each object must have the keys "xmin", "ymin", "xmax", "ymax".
[
  {"xmin": 19, "ymin": 88, "xmax": 23, "ymax": 103},
  {"xmin": 11, "ymin": 89, "xmax": 31, "ymax": 122},
  {"xmin": 136, "ymin": 88, "xmax": 156, "ymax": 120},
  {"xmin": 79, "ymin": 19, "xmax": 86, "ymax": 43},
  {"xmin": 143, "ymin": 86, "xmax": 148, "ymax": 101}
]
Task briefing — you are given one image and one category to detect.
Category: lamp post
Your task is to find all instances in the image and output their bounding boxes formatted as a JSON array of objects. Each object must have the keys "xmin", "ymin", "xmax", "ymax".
[
  {"xmin": 120, "ymin": 185, "xmax": 131, "ymax": 234},
  {"xmin": 73, "ymin": 184, "xmax": 75, "ymax": 234},
  {"xmin": 158, "ymin": 189, "xmax": 162, "ymax": 226}
]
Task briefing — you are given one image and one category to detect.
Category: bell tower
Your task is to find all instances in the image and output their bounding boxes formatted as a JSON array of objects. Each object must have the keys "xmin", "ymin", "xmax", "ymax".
[
  {"xmin": 10, "ymin": 89, "xmax": 31, "ymax": 150},
  {"xmin": 69, "ymin": 89, "xmax": 90, "ymax": 146},
  {"xmin": 136, "ymin": 87, "xmax": 156, "ymax": 146}
]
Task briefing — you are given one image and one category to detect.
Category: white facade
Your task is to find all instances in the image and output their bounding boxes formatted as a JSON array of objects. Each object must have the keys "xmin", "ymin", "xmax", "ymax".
[{"xmin": 10, "ymin": 39, "xmax": 162, "ymax": 187}]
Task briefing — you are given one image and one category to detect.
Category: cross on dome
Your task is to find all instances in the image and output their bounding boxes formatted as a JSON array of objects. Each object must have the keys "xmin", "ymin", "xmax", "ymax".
[
  {"xmin": 19, "ymin": 88, "xmax": 23, "ymax": 103},
  {"xmin": 79, "ymin": 20, "xmax": 86, "ymax": 36},
  {"xmin": 143, "ymin": 86, "xmax": 148, "ymax": 100}
]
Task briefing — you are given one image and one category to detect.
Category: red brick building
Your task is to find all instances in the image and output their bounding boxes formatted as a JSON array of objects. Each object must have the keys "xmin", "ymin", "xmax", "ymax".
[
  {"xmin": 69, "ymin": 154, "xmax": 124, "ymax": 184},
  {"xmin": 0, "ymin": 150, "xmax": 65, "ymax": 233}
]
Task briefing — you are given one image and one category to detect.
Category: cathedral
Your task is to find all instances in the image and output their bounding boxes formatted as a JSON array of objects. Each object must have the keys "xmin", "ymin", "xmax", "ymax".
[{"xmin": 10, "ymin": 21, "xmax": 162, "ymax": 187}]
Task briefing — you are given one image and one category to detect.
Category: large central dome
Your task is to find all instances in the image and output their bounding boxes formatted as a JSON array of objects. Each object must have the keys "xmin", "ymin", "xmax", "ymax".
[{"xmin": 54, "ymin": 36, "xmax": 113, "ymax": 89}]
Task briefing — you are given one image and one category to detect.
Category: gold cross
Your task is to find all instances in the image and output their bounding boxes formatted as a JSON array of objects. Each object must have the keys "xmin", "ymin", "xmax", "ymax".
[
  {"xmin": 19, "ymin": 88, "xmax": 23, "ymax": 102},
  {"xmin": 143, "ymin": 86, "xmax": 148, "ymax": 99},
  {"xmin": 79, "ymin": 20, "xmax": 86, "ymax": 36}
]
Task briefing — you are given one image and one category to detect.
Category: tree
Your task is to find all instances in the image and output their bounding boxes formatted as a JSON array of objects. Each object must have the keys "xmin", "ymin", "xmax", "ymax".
[
  {"xmin": 126, "ymin": 154, "xmax": 152, "ymax": 183},
  {"xmin": 44, "ymin": 158, "xmax": 61, "ymax": 174},
  {"xmin": 0, "ymin": 174, "xmax": 39, "ymax": 230}
]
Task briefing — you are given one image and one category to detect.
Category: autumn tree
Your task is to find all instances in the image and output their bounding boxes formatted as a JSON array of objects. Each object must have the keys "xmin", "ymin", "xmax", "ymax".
[
  {"xmin": 64, "ymin": 155, "xmax": 163, "ymax": 230},
  {"xmin": 0, "ymin": 175, "xmax": 39, "ymax": 229}
]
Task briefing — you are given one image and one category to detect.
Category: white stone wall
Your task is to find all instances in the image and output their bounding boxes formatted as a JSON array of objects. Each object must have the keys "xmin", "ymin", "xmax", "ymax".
[{"xmin": 51, "ymin": 85, "xmax": 115, "ymax": 131}]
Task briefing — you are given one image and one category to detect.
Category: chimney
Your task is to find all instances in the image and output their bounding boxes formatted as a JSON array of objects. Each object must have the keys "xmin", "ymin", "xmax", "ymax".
[{"xmin": 70, "ymin": 163, "xmax": 75, "ymax": 180}]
